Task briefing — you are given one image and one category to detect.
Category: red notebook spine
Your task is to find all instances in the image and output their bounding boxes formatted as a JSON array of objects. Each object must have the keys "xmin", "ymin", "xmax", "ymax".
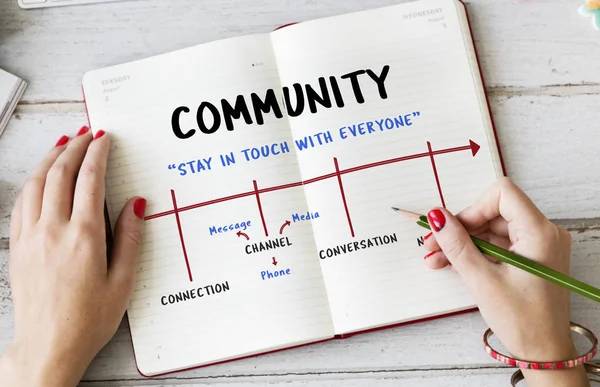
[
  {"xmin": 274, "ymin": 22, "xmax": 298, "ymax": 31},
  {"xmin": 334, "ymin": 308, "xmax": 478, "ymax": 339}
]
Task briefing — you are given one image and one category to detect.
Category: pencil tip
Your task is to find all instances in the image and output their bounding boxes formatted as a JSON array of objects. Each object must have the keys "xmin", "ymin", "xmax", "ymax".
[{"xmin": 391, "ymin": 207, "xmax": 423, "ymax": 221}]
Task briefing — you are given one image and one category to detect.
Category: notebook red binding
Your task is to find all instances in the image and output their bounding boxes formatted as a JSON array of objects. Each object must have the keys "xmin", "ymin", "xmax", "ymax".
[{"xmin": 81, "ymin": 1, "xmax": 507, "ymax": 377}]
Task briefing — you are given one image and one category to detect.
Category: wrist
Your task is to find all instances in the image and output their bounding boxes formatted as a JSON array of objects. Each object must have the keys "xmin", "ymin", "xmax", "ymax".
[
  {"xmin": 523, "ymin": 366, "xmax": 590, "ymax": 387},
  {"xmin": 513, "ymin": 335, "xmax": 590, "ymax": 387},
  {"xmin": 486, "ymin": 327, "xmax": 592, "ymax": 387},
  {"xmin": 0, "ymin": 340, "xmax": 86, "ymax": 387},
  {"xmin": 510, "ymin": 327, "xmax": 578, "ymax": 361}
]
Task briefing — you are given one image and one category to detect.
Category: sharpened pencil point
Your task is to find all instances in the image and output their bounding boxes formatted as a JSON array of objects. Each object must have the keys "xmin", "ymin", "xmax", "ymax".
[{"xmin": 391, "ymin": 207, "xmax": 423, "ymax": 221}]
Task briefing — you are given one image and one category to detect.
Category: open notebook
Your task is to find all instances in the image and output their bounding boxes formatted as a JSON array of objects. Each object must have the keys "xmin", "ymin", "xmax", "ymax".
[{"xmin": 82, "ymin": 0, "xmax": 504, "ymax": 376}]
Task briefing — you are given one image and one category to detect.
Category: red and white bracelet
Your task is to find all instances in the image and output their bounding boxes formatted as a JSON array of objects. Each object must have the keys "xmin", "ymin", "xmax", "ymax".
[{"xmin": 483, "ymin": 322, "xmax": 598, "ymax": 370}]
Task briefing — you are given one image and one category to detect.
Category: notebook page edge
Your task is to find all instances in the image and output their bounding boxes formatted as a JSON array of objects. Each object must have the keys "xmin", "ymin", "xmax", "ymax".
[{"xmin": 454, "ymin": 0, "xmax": 505, "ymax": 177}]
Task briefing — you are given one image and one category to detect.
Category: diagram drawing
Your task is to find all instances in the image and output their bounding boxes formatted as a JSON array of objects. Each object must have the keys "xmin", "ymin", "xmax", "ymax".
[{"xmin": 144, "ymin": 139, "xmax": 481, "ymax": 282}]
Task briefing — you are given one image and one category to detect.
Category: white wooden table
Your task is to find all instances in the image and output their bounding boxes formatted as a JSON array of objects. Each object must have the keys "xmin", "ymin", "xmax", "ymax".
[{"xmin": 1, "ymin": 0, "xmax": 599, "ymax": 385}]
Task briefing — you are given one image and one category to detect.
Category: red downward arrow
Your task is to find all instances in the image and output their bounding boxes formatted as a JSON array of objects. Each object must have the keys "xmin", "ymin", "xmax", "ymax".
[
  {"xmin": 272, "ymin": 257, "xmax": 278, "ymax": 266},
  {"xmin": 469, "ymin": 140, "xmax": 480, "ymax": 157}
]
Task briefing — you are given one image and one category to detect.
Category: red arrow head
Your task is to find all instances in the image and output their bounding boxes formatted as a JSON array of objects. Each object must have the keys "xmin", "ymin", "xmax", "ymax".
[
  {"xmin": 272, "ymin": 257, "xmax": 278, "ymax": 266},
  {"xmin": 469, "ymin": 140, "xmax": 480, "ymax": 157},
  {"xmin": 236, "ymin": 230, "xmax": 242, "ymax": 236},
  {"xmin": 286, "ymin": 220, "xmax": 291, "ymax": 226}
]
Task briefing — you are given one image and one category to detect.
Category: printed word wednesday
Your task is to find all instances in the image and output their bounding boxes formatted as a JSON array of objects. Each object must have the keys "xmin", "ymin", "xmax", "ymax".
[{"xmin": 171, "ymin": 65, "xmax": 391, "ymax": 138}]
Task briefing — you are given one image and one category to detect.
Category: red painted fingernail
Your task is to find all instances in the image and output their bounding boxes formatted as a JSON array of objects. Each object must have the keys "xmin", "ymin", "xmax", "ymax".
[
  {"xmin": 77, "ymin": 126, "xmax": 90, "ymax": 136},
  {"xmin": 427, "ymin": 209, "xmax": 446, "ymax": 232},
  {"xmin": 94, "ymin": 130, "xmax": 105, "ymax": 140},
  {"xmin": 423, "ymin": 232, "xmax": 433, "ymax": 240},
  {"xmin": 134, "ymin": 198, "xmax": 146, "ymax": 219},
  {"xmin": 424, "ymin": 251, "xmax": 436, "ymax": 259},
  {"xmin": 55, "ymin": 135, "xmax": 69, "ymax": 147}
]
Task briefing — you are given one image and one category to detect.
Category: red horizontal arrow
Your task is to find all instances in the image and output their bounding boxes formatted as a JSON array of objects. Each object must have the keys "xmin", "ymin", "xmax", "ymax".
[
  {"xmin": 341, "ymin": 140, "xmax": 481, "ymax": 175},
  {"xmin": 428, "ymin": 139, "xmax": 480, "ymax": 157},
  {"xmin": 469, "ymin": 140, "xmax": 480, "ymax": 156},
  {"xmin": 145, "ymin": 140, "xmax": 481, "ymax": 221},
  {"xmin": 272, "ymin": 257, "xmax": 278, "ymax": 266},
  {"xmin": 237, "ymin": 231, "xmax": 249, "ymax": 240},
  {"xmin": 279, "ymin": 220, "xmax": 291, "ymax": 235}
]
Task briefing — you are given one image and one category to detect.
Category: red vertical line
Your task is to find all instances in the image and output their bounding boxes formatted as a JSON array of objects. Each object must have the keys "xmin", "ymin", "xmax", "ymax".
[
  {"xmin": 427, "ymin": 141, "xmax": 446, "ymax": 209},
  {"xmin": 171, "ymin": 189, "xmax": 193, "ymax": 282},
  {"xmin": 333, "ymin": 157, "xmax": 355, "ymax": 237},
  {"xmin": 253, "ymin": 180, "xmax": 269, "ymax": 237}
]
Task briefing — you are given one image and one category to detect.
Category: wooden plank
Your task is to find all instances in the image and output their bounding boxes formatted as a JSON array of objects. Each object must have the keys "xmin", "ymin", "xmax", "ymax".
[
  {"xmin": 1, "ymin": 229, "xmax": 598, "ymax": 382},
  {"xmin": 492, "ymin": 93, "xmax": 600, "ymax": 220},
  {"xmin": 1, "ymin": 93, "xmax": 599, "ymax": 243},
  {"xmin": 0, "ymin": 249, "xmax": 13, "ymax": 355},
  {"xmin": 78, "ymin": 368, "xmax": 515, "ymax": 386},
  {"xmin": 555, "ymin": 218, "xmax": 600, "ymax": 231},
  {"xmin": 0, "ymin": 109, "xmax": 86, "ymax": 241},
  {"xmin": 0, "ymin": 0, "xmax": 598, "ymax": 103}
]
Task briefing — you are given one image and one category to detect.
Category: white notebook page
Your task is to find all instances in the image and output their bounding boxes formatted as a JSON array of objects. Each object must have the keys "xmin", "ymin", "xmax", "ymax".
[
  {"xmin": 83, "ymin": 35, "xmax": 334, "ymax": 375},
  {"xmin": 271, "ymin": 0, "xmax": 502, "ymax": 334}
]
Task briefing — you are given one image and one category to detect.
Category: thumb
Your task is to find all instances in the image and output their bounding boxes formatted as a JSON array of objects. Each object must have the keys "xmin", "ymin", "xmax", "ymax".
[
  {"xmin": 108, "ymin": 197, "xmax": 146, "ymax": 298},
  {"xmin": 427, "ymin": 208, "xmax": 495, "ymax": 283}
]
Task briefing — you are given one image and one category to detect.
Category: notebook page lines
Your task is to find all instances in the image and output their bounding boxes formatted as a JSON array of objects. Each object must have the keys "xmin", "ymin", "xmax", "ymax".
[
  {"xmin": 83, "ymin": 34, "xmax": 334, "ymax": 374},
  {"xmin": 270, "ymin": 0, "xmax": 497, "ymax": 333}
]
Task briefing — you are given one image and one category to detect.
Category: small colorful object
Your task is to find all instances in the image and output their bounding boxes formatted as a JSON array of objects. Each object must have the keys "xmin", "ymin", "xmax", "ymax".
[
  {"xmin": 579, "ymin": 0, "xmax": 600, "ymax": 30},
  {"xmin": 483, "ymin": 322, "xmax": 599, "ymax": 370}
]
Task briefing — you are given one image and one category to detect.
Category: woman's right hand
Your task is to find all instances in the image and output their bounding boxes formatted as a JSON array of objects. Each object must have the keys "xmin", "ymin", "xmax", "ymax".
[{"xmin": 423, "ymin": 177, "xmax": 589, "ymax": 387}]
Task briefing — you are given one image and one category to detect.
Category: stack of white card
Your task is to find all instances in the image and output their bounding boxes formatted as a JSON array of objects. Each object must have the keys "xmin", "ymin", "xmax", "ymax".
[{"xmin": 0, "ymin": 68, "xmax": 27, "ymax": 137}]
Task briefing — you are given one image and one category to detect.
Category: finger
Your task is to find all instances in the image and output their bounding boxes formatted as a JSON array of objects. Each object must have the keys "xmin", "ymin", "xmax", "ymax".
[
  {"xmin": 109, "ymin": 197, "xmax": 146, "ymax": 309},
  {"xmin": 21, "ymin": 135, "xmax": 70, "ymax": 228},
  {"xmin": 475, "ymin": 230, "xmax": 511, "ymax": 251},
  {"xmin": 425, "ymin": 223, "xmax": 509, "ymax": 261},
  {"xmin": 424, "ymin": 217, "xmax": 508, "ymax": 251},
  {"xmin": 424, "ymin": 250, "xmax": 450, "ymax": 269},
  {"xmin": 423, "ymin": 232, "xmax": 441, "ymax": 252},
  {"xmin": 41, "ymin": 126, "xmax": 93, "ymax": 220},
  {"xmin": 72, "ymin": 130, "xmax": 109, "ymax": 222},
  {"xmin": 458, "ymin": 177, "xmax": 548, "ymax": 234},
  {"xmin": 9, "ymin": 193, "xmax": 23, "ymax": 246},
  {"xmin": 427, "ymin": 207, "xmax": 499, "ymax": 286},
  {"xmin": 489, "ymin": 217, "xmax": 509, "ymax": 237},
  {"xmin": 456, "ymin": 215, "xmax": 509, "ymax": 237},
  {"xmin": 474, "ymin": 231, "xmax": 511, "ymax": 263}
]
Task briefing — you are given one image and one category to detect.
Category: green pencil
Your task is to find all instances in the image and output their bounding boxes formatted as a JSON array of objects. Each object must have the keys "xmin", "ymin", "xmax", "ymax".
[{"xmin": 391, "ymin": 207, "xmax": 600, "ymax": 304}]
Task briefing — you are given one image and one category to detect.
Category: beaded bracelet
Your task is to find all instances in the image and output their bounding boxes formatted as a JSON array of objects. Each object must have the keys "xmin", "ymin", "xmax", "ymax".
[
  {"xmin": 483, "ymin": 322, "xmax": 598, "ymax": 370},
  {"xmin": 510, "ymin": 362, "xmax": 600, "ymax": 386}
]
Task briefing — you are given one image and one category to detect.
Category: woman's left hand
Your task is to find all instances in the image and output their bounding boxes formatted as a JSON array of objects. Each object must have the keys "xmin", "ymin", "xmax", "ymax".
[{"xmin": 0, "ymin": 126, "xmax": 146, "ymax": 387}]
